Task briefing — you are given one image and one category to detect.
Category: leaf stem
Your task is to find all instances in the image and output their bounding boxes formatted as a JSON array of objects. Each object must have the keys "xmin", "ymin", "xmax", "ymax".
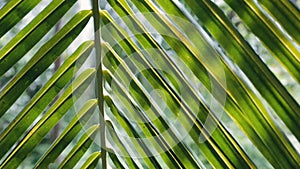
[{"xmin": 91, "ymin": 0, "xmax": 106, "ymax": 168}]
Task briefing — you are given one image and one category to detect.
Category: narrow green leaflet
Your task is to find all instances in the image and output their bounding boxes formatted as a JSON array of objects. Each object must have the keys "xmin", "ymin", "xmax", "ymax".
[
  {"xmin": 224, "ymin": 0, "xmax": 300, "ymax": 82},
  {"xmin": 257, "ymin": 0, "xmax": 300, "ymax": 43},
  {"xmin": 104, "ymin": 0, "xmax": 255, "ymax": 168},
  {"xmin": 57, "ymin": 125, "xmax": 99, "ymax": 169},
  {"xmin": 34, "ymin": 99, "xmax": 98, "ymax": 169},
  {"xmin": 0, "ymin": 0, "xmax": 41, "ymax": 37},
  {"xmin": 105, "ymin": 0, "xmax": 300, "ymax": 168},
  {"xmin": 104, "ymin": 95, "xmax": 163, "ymax": 169},
  {"xmin": 103, "ymin": 70, "xmax": 185, "ymax": 169},
  {"xmin": 0, "ymin": 0, "xmax": 78, "ymax": 76},
  {"xmin": 0, "ymin": 68, "xmax": 96, "ymax": 169},
  {"xmin": 160, "ymin": 0, "xmax": 300, "ymax": 168},
  {"xmin": 80, "ymin": 152, "xmax": 101, "ymax": 169},
  {"xmin": 104, "ymin": 43, "xmax": 212, "ymax": 167},
  {"xmin": 0, "ymin": 10, "xmax": 92, "ymax": 118},
  {"xmin": 104, "ymin": 63, "xmax": 233, "ymax": 168},
  {"xmin": 183, "ymin": 0, "xmax": 300, "ymax": 142},
  {"xmin": 139, "ymin": 0, "xmax": 300, "ymax": 168},
  {"xmin": 0, "ymin": 41, "xmax": 93, "ymax": 159},
  {"xmin": 102, "ymin": 38, "xmax": 203, "ymax": 168},
  {"xmin": 107, "ymin": 148, "xmax": 126, "ymax": 169}
]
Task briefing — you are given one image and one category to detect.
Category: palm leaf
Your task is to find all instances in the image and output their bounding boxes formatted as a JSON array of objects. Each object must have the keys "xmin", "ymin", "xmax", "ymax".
[
  {"xmin": 0, "ymin": 41, "xmax": 93, "ymax": 159},
  {"xmin": 0, "ymin": 0, "xmax": 41, "ymax": 37},
  {"xmin": 0, "ymin": 0, "xmax": 99, "ymax": 168},
  {"xmin": 57, "ymin": 125, "xmax": 99, "ymax": 169},
  {"xmin": 34, "ymin": 99, "xmax": 98, "ymax": 168},
  {"xmin": 257, "ymin": 0, "xmax": 300, "ymax": 43},
  {"xmin": 224, "ymin": 0, "xmax": 300, "ymax": 82},
  {"xmin": 0, "ymin": 0, "xmax": 78, "ymax": 77},
  {"xmin": 80, "ymin": 152, "xmax": 101, "ymax": 169},
  {"xmin": 0, "ymin": 0, "xmax": 299, "ymax": 168}
]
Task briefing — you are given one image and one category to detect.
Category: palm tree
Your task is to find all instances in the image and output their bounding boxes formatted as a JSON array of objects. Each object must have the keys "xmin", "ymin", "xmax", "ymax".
[{"xmin": 0, "ymin": 0, "xmax": 299, "ymax": 168}]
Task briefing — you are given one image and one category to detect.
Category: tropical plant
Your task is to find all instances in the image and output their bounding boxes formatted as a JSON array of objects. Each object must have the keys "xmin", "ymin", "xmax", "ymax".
[{"xmin": 0, "ymin": 0, "xmax": 299, "ymax": 168}]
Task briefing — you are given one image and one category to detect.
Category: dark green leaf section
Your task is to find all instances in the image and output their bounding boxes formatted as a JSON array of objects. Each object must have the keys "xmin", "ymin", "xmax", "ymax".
[
  {"xmin": 80, "ymin": 152, "xmax": 101, "ymax": 169},
  {"xmin": 107, "ymin": 148, "xmax": 126, "ymax": 169},
  {"xmin": 183, "ymin": 0, "xmax": 300, "ymax": 143},
  {"xmin": 0, "ymin": 0, "xmax": 41, "ymax": 37},
  {"xmin": 155, "ymin": 0, "xmax": 300, "ymax": 168},
  {"xmin": 0, "ymin": 0, "xmax": 78, "ymax": 76},
  {"xmin": 224, "ymin": 0, "xmax": 300, "ymax": 83},
  {"xmin": 34, "ymin": 99, "xmax": 98, "ymax": 169},
  {"xmin": 0, "ymin": 68, "xmax": 96, "ymax": 169},
  {"xmin": 57, "ymin": 125, "xmax": 99, "ymax": 169},
  {"xmin": 257, "ymin": 0, "xmax": 300, "ymax": 44},
  {"xmin": 151, "ymin": 0, "xmax": 300, "ymax": 168},
  {"xmin": 0, "ymin": 10, "xmax": 92, "ymax": 118},
  {"xmin": 0, "ymin": 41, "xmax": 94, "ymax": 159}
]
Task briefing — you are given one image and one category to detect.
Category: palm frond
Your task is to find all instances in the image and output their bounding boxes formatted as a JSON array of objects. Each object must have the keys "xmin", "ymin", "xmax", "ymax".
[{"xmin": 0, "ymin": 0, "xmax": 299, "ymax": 168}]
